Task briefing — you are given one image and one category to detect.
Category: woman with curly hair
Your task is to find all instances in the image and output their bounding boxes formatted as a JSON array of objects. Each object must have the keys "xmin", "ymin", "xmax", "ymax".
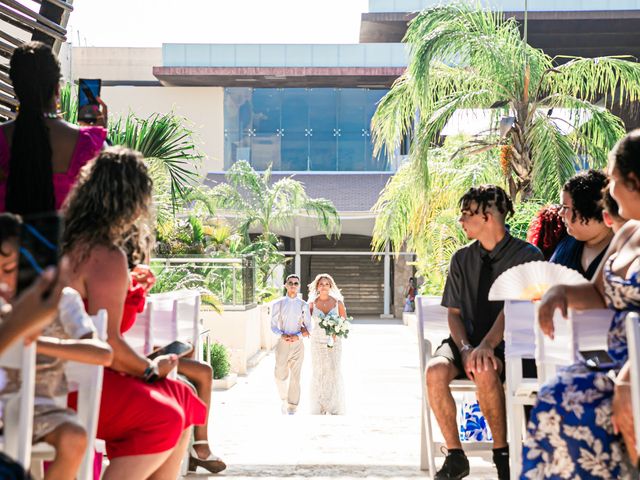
[
  {"xmin": 550, "ymin": 169, "xmax": 613, "ymax": 280},
  {"xmin": 64, "ymin": 147, "xmax": 206, "ymax": 479},
  {"xmin": 526, "ymin": 205, "xmax": 567, "ymax": 261}
]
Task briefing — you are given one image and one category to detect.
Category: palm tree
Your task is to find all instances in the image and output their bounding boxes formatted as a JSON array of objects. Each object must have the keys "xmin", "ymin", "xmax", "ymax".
[
  {"xmin": 372, "ymin": 2, "xmax": 640, "ymax": 201},
  {"xmin": 204, "ymin": 160, "xmax": 341, "ymax": 243}
]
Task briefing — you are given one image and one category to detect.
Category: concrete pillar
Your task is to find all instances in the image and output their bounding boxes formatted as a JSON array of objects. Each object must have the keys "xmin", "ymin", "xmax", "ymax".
[
  {"xmin": 294, "ymin": 225, "xmax": 301, "ymax": 278},
  {"xmin": 381, "ymin": 243, "xmax": 393, "ymax": 319}
]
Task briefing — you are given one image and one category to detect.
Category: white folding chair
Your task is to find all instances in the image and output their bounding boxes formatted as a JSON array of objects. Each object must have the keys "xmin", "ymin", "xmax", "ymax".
[
  {"xmin": 626, "ymin": 312, "xmax": 640, "ymax": 453},
  {"xmin": 149, "ymin": 290, "xmax": 203, "ymax": 360},
  {"xmin": 31, "ymin": 310, "xmax": 108, "ymax": 480},
  {"xmin": 503, "ymin": 300, "xmax": 539, "ymax": 479},
  {"xmin": 416, "ymin": 295, "xmax": 492, "ymax": 478},
  {"xmin": 535, "ymin": 307, "xmax": 612, "ymax": 384},
  {"xmin": 123, "ymin": 299, "xmax": 154, "ymax": 355},
  {"xmin": 0, "ymin": 339, "xmax": 36, "ymax": 468}
]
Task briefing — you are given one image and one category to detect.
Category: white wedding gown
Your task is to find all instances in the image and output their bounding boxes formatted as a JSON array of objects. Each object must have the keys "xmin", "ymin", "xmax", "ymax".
[{"xmin": 309, "ymin": 304, "xmax": 346, "ymax": 415}]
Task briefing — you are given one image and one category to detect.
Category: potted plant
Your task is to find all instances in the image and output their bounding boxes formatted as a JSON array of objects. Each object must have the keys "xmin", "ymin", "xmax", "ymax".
[{"xmin": 204, "ymin": 341, "xmax": 236, "ymax": 390}]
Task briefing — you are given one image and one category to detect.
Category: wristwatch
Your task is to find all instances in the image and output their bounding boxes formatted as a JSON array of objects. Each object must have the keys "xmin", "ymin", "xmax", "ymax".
[
  {"xmin": 460, "ymin": 343, "xmax": 473, "ymax": 354},
  {"xmin": 143, "ymin": 362, "xmax": 159, "ymax": 384}
]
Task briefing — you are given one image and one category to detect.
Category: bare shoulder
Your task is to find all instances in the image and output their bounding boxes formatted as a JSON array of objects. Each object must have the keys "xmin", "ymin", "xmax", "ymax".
[
  {"xmin": 80, "ymin": 245, "xmax": 129, "ymax": 280},
  {"xmin": 612, "ymin": 220, "xmax": 640, "ymax": 251}
]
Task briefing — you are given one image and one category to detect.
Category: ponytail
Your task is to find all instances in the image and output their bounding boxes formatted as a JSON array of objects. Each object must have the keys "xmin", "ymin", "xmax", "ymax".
[{"xmin": 6, "ymin": 42, "xmax": 60, "ymax": 215}]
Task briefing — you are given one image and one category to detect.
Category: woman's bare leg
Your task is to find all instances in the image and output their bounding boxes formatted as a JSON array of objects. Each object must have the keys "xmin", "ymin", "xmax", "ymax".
[
  {"xmin": 178, "ymin": 357, "xmax": 214, "ymax": 458},
  {"xmin": 102, "ymin": 451, "xmax": 172, "ymax": 480},
  {"xmin": 42, "ymin": 422, "xmax": 87, "ymax": 480},
  {"xmin": 148, "ymin": 428, "xmax": 191, "ymax": 480}
]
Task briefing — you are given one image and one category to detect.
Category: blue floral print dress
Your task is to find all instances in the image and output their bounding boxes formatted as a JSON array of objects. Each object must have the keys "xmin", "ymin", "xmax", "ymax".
[{"xmin": 520, "ymin": 254, "xmax": 637, "ymax": 479}]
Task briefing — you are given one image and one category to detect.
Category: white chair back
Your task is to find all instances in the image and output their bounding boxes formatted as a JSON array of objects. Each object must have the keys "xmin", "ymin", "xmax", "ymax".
[
  {"xmin": 626, "ymin": 312, "xmax": 640, "ymax": 451},
  {"xmin": 123, "ymin": 300, "xmax": 154, "ymax": 355},
  {"xmin": 66, "ymin": 309, "xmax": 107, "ymax": 480},
  {"xmin": 535, "ymin": 307, "xmax": 612, "ymax": 384},
  {"xmin": 149, "ymin": 290, "xmax": 203, "ymax": 359},
  {"xmin": 0, "ymin": 339, "xmax": 36, "ymax": 467}
]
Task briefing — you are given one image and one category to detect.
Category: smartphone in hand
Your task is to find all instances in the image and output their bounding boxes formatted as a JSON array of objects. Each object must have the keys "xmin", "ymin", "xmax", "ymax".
[
  {"xmin": 77, "ymin": 78, "xmax": 101, "ymax": 124},
  {"xmin": 147, "ymin": 340, "xmax": 193, "ymax": 361},
  {"xmin": 17, "ymin": 213, "xmax": 63, "ymax": 296}
]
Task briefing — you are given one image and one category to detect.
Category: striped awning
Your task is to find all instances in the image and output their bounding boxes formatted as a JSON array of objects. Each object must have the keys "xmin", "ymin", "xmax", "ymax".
[{"xmin": 0, "ymin": 0, "xmax": 74, "ymax": 121}]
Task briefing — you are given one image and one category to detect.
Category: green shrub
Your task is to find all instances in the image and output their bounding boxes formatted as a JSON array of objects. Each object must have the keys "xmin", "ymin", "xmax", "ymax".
[{"xmin": 204, "ymin": 342, "xmax": 231, "ymax": 379}]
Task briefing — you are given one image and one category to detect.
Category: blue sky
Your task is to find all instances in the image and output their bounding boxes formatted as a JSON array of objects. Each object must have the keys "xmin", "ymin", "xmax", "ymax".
[{"xmin": 69, "ymin": 0, "xmax": 369, "ymax": 47}]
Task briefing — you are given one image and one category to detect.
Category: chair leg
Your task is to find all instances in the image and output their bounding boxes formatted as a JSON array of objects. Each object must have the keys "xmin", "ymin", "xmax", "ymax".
[
  {"xmin": 506, "ymin": 398, "xmax": 527, "ymax": 480},
  {"xmin": 420, "ymin": 407, "xmax": 429, "ymax": 471},
  {"xmin": 422, "ymin": 396, "xmax": 437, "ymax": 479}
]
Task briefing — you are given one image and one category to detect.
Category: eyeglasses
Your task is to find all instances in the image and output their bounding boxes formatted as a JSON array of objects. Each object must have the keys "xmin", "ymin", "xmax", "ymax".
[{"xmin": 287, "ymin": 282, "xmax": 299, "ymax": 286}]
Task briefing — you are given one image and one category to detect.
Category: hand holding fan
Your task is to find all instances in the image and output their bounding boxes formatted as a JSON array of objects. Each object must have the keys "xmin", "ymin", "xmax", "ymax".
[{"xmin": 488, "ymin": 261, "xmax": 587, "ymax": 301}]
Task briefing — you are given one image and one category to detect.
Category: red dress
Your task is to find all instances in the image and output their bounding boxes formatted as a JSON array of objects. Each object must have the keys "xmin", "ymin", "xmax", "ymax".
[{"xmin": 75, "ymin": 290, "xmax": 207, "ymax": 458}]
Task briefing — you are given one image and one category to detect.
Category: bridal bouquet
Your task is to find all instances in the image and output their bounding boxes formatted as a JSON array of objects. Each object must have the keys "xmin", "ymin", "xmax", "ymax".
[{"xmin": 318, "ymin": 312, "xmax": 351, "ymax": 348}]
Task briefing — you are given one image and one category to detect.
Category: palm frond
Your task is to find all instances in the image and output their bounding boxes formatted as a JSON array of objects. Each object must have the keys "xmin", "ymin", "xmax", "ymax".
[
  {"xmin": 546, "ymin": 56, "xmax": 640, "ymax": 107},
  {"xmin": 528, "ymin": 115, "xmax": 579, "ymax": 201}
]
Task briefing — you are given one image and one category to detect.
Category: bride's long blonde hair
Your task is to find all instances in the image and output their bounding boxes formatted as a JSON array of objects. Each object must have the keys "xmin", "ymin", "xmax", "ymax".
[{"xmin": 307, "ymin": 273, "xmax": 343, "ymax": 304}]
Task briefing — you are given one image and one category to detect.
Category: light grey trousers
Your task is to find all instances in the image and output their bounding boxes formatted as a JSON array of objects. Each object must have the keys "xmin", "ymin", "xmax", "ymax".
[{"xmin": 274, "ymin": 337, "xmax": 304, "ymax": 409}]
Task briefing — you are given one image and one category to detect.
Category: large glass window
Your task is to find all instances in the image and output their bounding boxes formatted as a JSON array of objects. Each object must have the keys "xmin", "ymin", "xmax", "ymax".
[{"xmin": 224, "ymin": 87, "xmax": 391, "ymax": 171}]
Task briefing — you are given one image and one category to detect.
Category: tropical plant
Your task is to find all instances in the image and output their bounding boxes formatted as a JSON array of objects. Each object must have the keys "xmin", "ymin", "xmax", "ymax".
[
  {"xmin": 373, "ymin": 136, "xmax": 542, "ymax": 294},
  {"xmin": 203, "ymin": 342, "xmax": 230, "ymax": 380},
  {"xmin": 203, "ymin": 160, "xmax": 341, "ymax": 242},
  {"xmin": 372, "ymin": 2, "xmax": 640, "ymax": 202},
  {"xmin": 149, "ymin": 264, "xmax": 223, "ymax": 312},
  {"xmin": 109, "ymin": 113, "xmax": 203, "ymax": 213}
]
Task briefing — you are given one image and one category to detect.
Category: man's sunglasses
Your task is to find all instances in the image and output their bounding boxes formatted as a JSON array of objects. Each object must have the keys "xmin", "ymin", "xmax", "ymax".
[{"xmin": 287, "ymin": 281, "xmax": 300, "ymax": 286}]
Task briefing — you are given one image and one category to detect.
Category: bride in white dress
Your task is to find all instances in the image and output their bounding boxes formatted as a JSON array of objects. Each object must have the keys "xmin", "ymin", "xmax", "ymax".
[{"xmin": 307, "ymin": 273, "xmax": 346, "ymax": 415}]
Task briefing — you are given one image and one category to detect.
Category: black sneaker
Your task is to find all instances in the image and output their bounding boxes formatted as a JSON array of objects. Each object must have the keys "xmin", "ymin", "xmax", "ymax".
[
  {"xmin": 435, "ymin": 449, "xmax": 470, "ymax": 480},
  {"xmin": 493, "ymin": 449, "xmax": 510, "ymax": 480}
]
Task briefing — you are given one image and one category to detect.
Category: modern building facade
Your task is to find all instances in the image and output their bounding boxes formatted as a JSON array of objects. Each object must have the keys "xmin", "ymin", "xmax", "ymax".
[{"xmin": 68, "ymin": 0, "xmax": 640, "ymax": 316}]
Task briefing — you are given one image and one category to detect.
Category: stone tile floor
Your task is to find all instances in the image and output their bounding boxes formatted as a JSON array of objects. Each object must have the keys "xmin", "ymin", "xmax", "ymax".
[{"xmin": 184, "ymin": 319, "xmax": 497, "ymax": 479}]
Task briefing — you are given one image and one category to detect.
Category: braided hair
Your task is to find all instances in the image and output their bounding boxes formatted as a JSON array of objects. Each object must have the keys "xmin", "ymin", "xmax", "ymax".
[
  {"xmin": 459, "ymin": 185, "xmax": 514, "ymax": 222},
  {"xmin": 7, "ymin": 41, "xmax": 61, "ymax": 215}
]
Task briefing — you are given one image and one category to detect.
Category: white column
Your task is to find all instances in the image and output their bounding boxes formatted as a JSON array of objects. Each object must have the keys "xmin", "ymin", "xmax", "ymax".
[
  {"xmin": 381, "ymin": 243, "xmax": 393, "ymax": 318},
  {"xmin": 294, "ymin": 225, "xmax": 301, "ymax": 278}
]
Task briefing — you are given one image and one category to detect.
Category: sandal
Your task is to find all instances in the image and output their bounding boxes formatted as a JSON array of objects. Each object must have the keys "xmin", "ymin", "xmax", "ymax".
[{"xmin": 188, "ymin": 440, "xmax": 227, "ymax": 474}]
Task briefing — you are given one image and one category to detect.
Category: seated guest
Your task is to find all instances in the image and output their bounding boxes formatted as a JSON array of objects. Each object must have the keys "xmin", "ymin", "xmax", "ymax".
[
  {"xmin": 63, "ymin": 148, "xmax": 206, "ymax": 479},
  {"xmin": 526, "ymin": 204, "xmax": 567, "ymax": 261},
  {"xmin": 123, "ymin": 230, "xmax": 227, "ymax": 474},
  {"xmin": 0, "ymin": 214, "xmax": 113, "ymax": 480},
  {"xmin": 426, "ymin": 185, "xmax": 543, "ymax": 480},
  {"xmin": 0, "ymin": 42, "xmax": 106, "ymax": 215},
  {"xmin": 551, "ymin": 169, "xmax": 613, "ymax": 280},
  {"xmin": 523, "ymin": 131, "xmax": 640, "ymax": 479}
]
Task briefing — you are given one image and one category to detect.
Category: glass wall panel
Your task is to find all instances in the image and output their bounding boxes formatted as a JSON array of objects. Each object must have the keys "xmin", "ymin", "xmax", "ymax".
[
  {"xmin": 309, "ymin": 89, "xmax": 337, "ymax": 170},
  {"xmin": 252, "ymin": 89, "xmax": 281, "ymax": 170},
  {"xmin": 223, "ymin": 87, "xmax": 391, "ymax": 172},
  {"xmin": 281, "ymin": 89, "xmax": 309, "ymax": 170}
]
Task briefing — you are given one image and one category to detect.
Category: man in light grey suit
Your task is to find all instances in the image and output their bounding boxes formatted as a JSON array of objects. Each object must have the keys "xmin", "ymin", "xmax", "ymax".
[{"xmin": 271, "ymin": 274, "xmax": 312, "ymax": 415}]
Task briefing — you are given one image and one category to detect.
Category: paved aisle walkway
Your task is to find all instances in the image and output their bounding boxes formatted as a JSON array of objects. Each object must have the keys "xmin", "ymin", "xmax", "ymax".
[{"xmin": 185, "ymin": 319, "xmax": 495, "ymax": 479}]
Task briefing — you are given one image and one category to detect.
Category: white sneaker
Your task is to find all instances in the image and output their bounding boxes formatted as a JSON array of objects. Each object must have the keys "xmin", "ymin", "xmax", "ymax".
[{"xmin": 281, "ymin": 401, "xmax": 288, "ymax": 415}]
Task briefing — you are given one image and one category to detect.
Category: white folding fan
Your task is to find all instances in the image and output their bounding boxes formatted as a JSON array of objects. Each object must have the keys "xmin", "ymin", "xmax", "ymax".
[{"xmin": 488, "ymin": 261, "xmax": 587, "ymax": 301}]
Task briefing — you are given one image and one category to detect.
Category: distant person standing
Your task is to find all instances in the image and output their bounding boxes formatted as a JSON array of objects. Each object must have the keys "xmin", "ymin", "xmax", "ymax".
[
  {"xmin": 271, "ymin": 274, "xmax": 312, "ymax": 415},
  {"xmin": 404, "ymin": 277, "xmax": 417, "ymax": 312}
]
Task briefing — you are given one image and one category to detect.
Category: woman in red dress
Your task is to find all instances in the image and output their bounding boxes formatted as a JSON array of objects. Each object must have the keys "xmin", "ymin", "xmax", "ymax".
[{"xmin": 64, "ymin": 147, "xmax": 206, "ymax": 479}]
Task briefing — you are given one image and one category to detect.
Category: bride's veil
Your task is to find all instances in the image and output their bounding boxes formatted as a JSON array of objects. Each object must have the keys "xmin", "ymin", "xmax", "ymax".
[{"xmin": 307, "ymin": 273, "xmax": 344, "ymax": 304}]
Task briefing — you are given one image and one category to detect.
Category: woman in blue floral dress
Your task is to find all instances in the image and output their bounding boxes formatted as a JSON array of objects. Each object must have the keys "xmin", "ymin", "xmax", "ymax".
[{"xmin": 521, "ymin": 131, "xmax": 640, "ymax": 479}]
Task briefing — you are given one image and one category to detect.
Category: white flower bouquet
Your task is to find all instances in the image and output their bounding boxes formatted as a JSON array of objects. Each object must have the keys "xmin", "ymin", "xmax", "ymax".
[{"xmin": 318, "ymin": 312, "xmax": 351, "ymax": 348}]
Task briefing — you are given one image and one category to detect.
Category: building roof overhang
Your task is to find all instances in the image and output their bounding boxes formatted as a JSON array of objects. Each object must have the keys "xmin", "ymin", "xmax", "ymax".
[
  {"xmin": 360, "ymin": 10, "xmax": 640, "ymax": 60},
  {"xmin": 153, "ymin": 66, "xmax": 405, "ymax": 87}
]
